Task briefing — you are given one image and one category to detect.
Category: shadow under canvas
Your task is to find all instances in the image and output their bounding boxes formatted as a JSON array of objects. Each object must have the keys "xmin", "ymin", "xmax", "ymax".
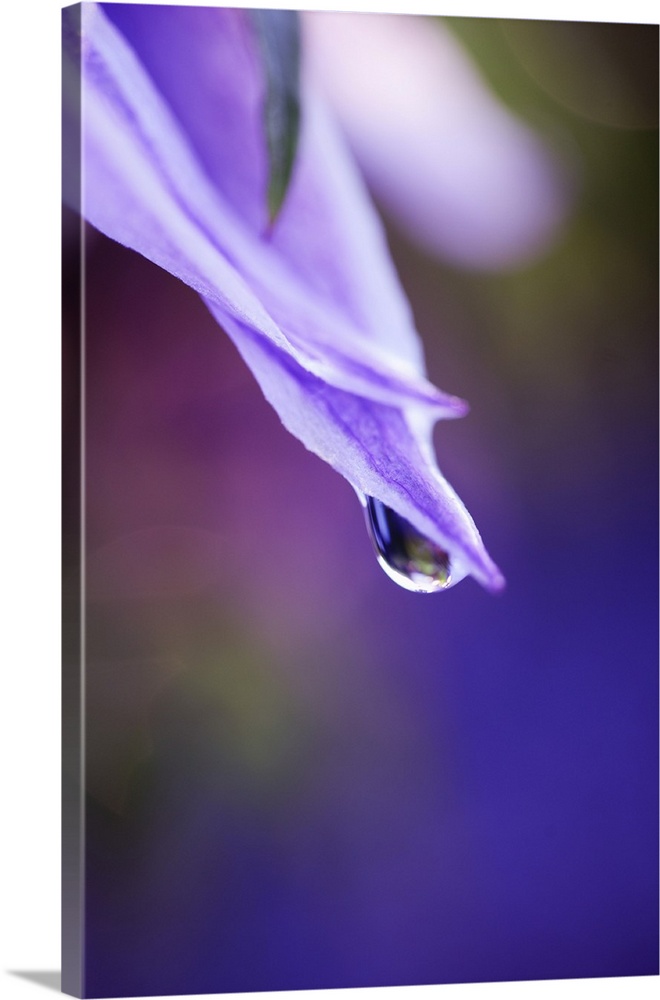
[{"xmin": 9, "ymin": 972, "xmax": 62, "ymax": 993}]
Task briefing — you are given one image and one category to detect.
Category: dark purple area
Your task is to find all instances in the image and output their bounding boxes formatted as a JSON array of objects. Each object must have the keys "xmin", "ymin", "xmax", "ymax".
[{"xmin": 75, "ymin": 227, "xmax": 657, "ymax": 996}]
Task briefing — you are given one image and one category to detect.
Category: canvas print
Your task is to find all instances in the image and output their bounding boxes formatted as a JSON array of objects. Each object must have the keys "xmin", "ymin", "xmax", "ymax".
[{"xmin": 62, "ymin": 3, "xmax": 659, "ymax": 997}]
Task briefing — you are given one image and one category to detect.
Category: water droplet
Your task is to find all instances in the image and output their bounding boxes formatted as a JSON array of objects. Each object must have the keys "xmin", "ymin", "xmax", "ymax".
[{"xmin": 361, "ymin": 494, "xmax": 452, "ymax": 594}]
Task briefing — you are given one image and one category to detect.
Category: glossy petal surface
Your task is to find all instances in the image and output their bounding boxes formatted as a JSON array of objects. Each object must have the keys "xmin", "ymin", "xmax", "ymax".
[{"xmin": 67, "ymin": 2, "xmax": 504, "ymax": 590}]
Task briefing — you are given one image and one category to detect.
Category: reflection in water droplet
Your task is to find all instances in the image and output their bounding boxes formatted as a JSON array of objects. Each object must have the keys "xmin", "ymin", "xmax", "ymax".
[{"xmin": 360, "ymin": 494, "xmax": 452, "ymax": 594}]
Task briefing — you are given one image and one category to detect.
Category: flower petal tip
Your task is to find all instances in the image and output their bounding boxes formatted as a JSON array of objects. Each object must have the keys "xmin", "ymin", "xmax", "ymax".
[
  {"xmin": 448, "ymin": 395, "xmax": 470, "ymax": 418},
  {"xmin": 485, "ymin": 567, "xmax": 507, "ymax": 594}
]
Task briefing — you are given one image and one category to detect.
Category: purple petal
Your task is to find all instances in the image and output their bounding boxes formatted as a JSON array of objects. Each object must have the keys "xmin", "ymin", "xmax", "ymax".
[
  {"xmin": 304, "ymin": 12, "xmax": 571, "ymax": 270},
  {"xmin": 212, "ymin": 306, "xmax": 505, "ymax": 593},
  {"xmin": 80, "ymin": 4, "xmax": 459, "ymax": 413},
  {"xmin": 102, "ymin": 2, "xmax": 428, "ymax": 368},
  {"xmin": 69, "ymin": 3, "xmax": 504, "ymax": 590}
]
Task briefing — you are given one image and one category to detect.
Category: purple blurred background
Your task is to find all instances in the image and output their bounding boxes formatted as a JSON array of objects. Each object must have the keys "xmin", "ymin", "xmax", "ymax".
[{"xmin": 63, "ymin": 13, "xmax": 658, "ymax": 997}]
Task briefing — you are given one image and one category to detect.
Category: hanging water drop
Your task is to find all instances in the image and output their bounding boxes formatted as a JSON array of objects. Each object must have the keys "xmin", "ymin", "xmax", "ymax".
[{"xmin": 360, "ymin": 494, "xmax": 452, "ymax": 594}]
